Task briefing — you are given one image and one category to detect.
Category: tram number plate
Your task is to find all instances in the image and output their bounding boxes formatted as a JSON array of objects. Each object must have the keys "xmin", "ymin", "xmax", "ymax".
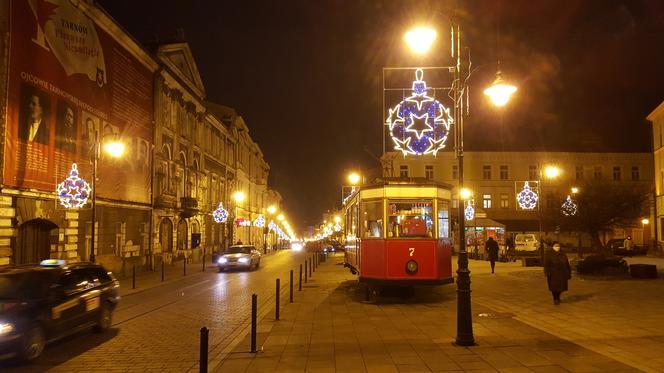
[{"xmin": 408, "ymin": 248, "xmax": 415, "ymax": 257}]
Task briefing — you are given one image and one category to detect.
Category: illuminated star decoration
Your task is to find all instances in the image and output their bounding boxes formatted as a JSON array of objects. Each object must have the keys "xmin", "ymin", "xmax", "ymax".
[
  {"xmin": 333, "ymin": 222, "xmax": 342, "ymax": 232},
  {"xmin": 254, "ymin": 214, "xmax": 266, "ymax": 228},
  {"xmin": 517, "ymin": 181, "xmax": 538, "ymax": 210},
  {"xmin": 213, "ymin": 202, "xmax": 229, "ymax": 223},
  {"xmin": 464, "ymin": 200, "xmax": 475, "ymax": 221},
  {"xmin": 561, "ymin": 195, "xmax": 578, "ymax": 216},
  {"xmin": 56, "ymin": 163, "xmax": 92, "ymax": 209},
  {"xmin": 386, "ymin": 68, "xmax": 453, "ymax": 156}
]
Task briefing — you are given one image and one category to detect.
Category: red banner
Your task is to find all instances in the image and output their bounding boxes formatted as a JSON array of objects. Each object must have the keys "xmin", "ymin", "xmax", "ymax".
[{"xmin": 6, "ymin": 0, "xmax": 153, "ymax": 204}]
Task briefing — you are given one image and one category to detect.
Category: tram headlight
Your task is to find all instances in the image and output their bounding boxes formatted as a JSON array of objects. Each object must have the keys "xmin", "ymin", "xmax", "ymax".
[{"xmin": 405, "ymin": 260, "xmax": 418, "ymax": 274}]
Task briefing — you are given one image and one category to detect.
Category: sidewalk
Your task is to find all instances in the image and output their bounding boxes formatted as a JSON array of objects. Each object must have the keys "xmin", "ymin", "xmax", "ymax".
[{"xmin": 216, "ymin": 255, "xmax": 637, "ymax": 372}]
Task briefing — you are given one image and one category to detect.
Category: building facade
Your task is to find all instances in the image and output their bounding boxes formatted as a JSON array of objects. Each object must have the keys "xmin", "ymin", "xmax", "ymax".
[
  {"xmin": 382, "ymin": 151, "xmax": 653, "ymax": 247},
  {"xmin": 648, "ymin": 100, "xmax": 664, "ymax": 247}
]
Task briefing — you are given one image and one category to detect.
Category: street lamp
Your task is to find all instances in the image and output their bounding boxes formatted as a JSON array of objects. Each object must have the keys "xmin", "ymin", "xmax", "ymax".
[
  {"xmin": 537, "ymin": 165, "xmax": 560, "ymax": 261},
  {"xmin": 404, "ymin": 22, "xmax": 516, "ymax": 346},
  {"xmin": 348, "ymin": 172, "xmax": 361, "ymax": 185},
  {"xmin": 90, "ymin": 137, "xmax": 125, "ymax": 263}
]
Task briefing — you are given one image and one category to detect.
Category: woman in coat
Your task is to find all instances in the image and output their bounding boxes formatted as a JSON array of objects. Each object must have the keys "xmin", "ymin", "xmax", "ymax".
[
  {"xmin": 485, "ymin": 237, "xmax": 499, "ymax": 274},
  {"xmin": 544, "ymin": 242, "xmax": 571, "ymax": 304}
]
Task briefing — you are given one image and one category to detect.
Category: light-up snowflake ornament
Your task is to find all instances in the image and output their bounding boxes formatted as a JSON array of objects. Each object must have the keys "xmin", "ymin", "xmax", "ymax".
[
  {"xmin": 254, "ymin": 214, "xmax": 265, "ymax": 228},
  {"xmin": 561, "ymin": 195, "xmax": 578, "ymax": 216},
  {"xmin": 333, "ymin": 222, "xmax": 342, "ymax": 232},
  {"xmin": 386, "ymin": 68, "xmax": 453, "ymax": 156},
  {"xmin": 517, "ymin": 181, "xmax": 538, "ymax": 210},
  {"xmin": 464, "ymin": 200, "xmax": 475, "ymax": 221},
  {"xmin": 56, "ymin": 163, "xmax": 92, "ymax": 209},
  {"xmin": 213, "ymin": 202, "xmax": 229, "ymax": 223}
]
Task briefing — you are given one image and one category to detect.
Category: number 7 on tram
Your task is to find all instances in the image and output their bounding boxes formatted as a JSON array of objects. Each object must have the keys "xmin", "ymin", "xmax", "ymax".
[{"xmin": 342, "ymin": 181, "xmax": 454, "ymax": 287}]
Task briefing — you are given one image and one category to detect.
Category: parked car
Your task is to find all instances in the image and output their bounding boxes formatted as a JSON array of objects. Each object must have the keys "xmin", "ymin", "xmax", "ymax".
[
  {"xmin": 0, "ymin": 260, "xmax": 120, "ymax": 362},
  {"xmin": 514, "ymin": 233, "xmax": 539, "ymax": 252},
  {"xmin": 216, "ymin": 245, "xmax": 262, "ymax": 272}
]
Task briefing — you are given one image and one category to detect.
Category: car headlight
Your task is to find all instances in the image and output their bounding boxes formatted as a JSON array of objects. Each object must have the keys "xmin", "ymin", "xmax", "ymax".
[
  {"xmin": 218, "ymin": 257, "xmax": 228, "ymax": 264},
  {"xmin": 0, "ymin": 322, "xmax": 14, "ymax": 336},
  {"xmin": 239, "ymin": 257, "xmax": 250, "ymax": 263}
]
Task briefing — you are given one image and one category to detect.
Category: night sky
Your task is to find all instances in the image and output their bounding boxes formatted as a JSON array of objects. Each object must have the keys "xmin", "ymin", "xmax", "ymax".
[{"xmin": 98, "ymin": 0, "xmax": 664, "ymax": 229}]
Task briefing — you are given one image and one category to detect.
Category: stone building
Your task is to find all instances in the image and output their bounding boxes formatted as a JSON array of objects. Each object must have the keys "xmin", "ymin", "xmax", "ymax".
[{"xmin": 648, "ymin": 100, "xmax": 664, "ymax": 246}]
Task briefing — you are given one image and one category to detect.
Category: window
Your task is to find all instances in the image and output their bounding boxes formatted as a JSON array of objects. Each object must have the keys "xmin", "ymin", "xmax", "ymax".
[
  {"xmin": 500, "ymin": 194, "xmax": 509, "ymax": 208},
  {"xmin": 425, "ymin": 165, "xmax": 434, "ymax": 180},
  {"xmin": 60, "ymin": 269, "xmax": 90, "ymax": 294},
  {"xmin": 576, "ymin": 166, "xmax": 584, "ymax": 180},
  {"xmin": 362, "ymin": 200, "xmax": 383, "ymax": 238},
  {"xmin": 387, "ymin": 200, "xmax": 433, "ymax": 238},
  {"xmin": 400, "ymin": 165, "xmax": 409, "ymax": 178},
  {"xmin": 437, "ymin": 201, "xmax": 450, "ymax": 238},
  {"xmin": 452, "ymin": 165, "xmax": 458, "ymax": 179},
  {"xmin": 529, "ymin": 165, "xmax": 538, "ymax": 180},
  {"xmin": 483, "ymin": 165, "xmax": 492, "ymax": 180},
  {"xmin": 483, "ymin": 194, "xmax": 492, "ymax": 209},
  {"xmin": 500, "ymin": 165, "xmax": 508, "ymax": 180},
  {"xmin": 594, "ymin": 166, "xmax": 602, "ymax": 180},
  {"xmin": 613, "ymin": 166, "xmax": 621, "ymax": 181},
  {"xmin": 631, "ymin": 166, "xmax": 640, "ymax": 181}
]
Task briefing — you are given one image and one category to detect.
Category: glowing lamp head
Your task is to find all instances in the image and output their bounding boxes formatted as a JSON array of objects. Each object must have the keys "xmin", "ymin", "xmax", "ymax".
[
  {"xmin": 544, "ymin": 166, "xmax": 561, "ymax": 179},
  {"xmin": 334, "ymin": 215, "xmax": 341, "ymax": 223},
  {"xmin": 232, "ymin": 191, "xmax": 246, "ymax": 203},
  {"xmin": 642, "ymin": 218, "xmax": 650, "ymax": 225},
  {"xmin": 404, "ymin": 27, "xmax": 437, "ymax": 54},
  {"xmin": 484, "ymin": 71, "xmax": 517, "ymax": 107},
  {"xmin": 267, "ymin": 205, "xmax": 276, "ymax": 214},
  {"xmin": 103, "ymin": 141, "xmax": 125, "ymax": 158},
  {"xmin": 571, "ymin": 187, "xmax": 579, "ymax": 194},
  {"xmin": 277, "ymin": 214, "xmax": 285, "ymax": 221},
  {"xmin": 348, "ymin": 172, "xmax": 361, "ymax": 185},
  {"xmin": 459, "ymin": 188, "xmax": 472, "ymax": 200}
]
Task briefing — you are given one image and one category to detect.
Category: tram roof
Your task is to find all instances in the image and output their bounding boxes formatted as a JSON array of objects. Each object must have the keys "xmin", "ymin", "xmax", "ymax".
[
  {"xmin": 343, "ymin": 178, "xmax": 453, "ymax": 202},
  {"xmin": 359, "ymin": 178, "xmax": 454, "ymax": 191}
]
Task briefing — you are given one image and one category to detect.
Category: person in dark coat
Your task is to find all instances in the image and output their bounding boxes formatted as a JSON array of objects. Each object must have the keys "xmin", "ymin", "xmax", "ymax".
[
  {"xmin": 485, "ymin": 236, "xmax": 499, "ymax": 274},
  {"xmin": 544, "ymin": 242, "xmax": 571, "ymax": 304}
]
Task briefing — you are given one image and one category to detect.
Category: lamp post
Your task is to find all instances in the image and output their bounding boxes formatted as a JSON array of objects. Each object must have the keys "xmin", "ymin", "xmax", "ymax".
[
  {"xmin": 537, "ymin": 165, "xmax": 561, "ymax": 263},
  {"xmin": 266, "ymin": 205, "xmax": 276, "ymax": 253},
  {"xmin": 404, "ymin": 22, "xmax": 516, "ymax": 346},
  {"xmin": 90, "ymin": 134, "xmax": 125, "ymax": 263},
  {"xmin": 233, "ymin": 191, "xmax": 246, "ymax": 244}
]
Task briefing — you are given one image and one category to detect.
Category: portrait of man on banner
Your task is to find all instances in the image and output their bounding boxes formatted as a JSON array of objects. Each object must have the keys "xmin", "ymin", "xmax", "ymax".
[
  {"xmin": 55, "ymin": 100, "xmax": 77, "ymax": 153},
  {"xmin": 81, "ymin": 112, "xmax": 99, "ymax": 158},
  {"xmin": 18, "ymin": 84, "xmax": 50, "ymax": 145}
]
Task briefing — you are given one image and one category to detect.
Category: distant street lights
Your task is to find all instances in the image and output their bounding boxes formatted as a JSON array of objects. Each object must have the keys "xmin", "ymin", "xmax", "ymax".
[{"xmin": 404, "ymin": 20, "xmax": 516, "ymax": 346}]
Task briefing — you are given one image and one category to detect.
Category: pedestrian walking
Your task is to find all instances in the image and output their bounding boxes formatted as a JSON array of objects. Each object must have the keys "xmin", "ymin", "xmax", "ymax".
[
  {"xmin": 544, "ymin": 242, "xmax": 571, "ymax": 305},
  {"xmin": 485, "ymin": 236, "xmax": 499, "ymax": 273},
  {"xmin": 623, "ymin": 236, "xmax": 633, "ymax": 251}
]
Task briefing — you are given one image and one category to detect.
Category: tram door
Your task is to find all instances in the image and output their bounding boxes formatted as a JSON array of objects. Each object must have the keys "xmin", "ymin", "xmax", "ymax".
[{"xmin": 15, "ymin": 219, "xmax": 58, "ymax": 264}]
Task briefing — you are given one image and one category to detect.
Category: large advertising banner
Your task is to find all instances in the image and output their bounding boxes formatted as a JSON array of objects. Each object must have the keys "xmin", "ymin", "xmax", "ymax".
[{"xmin": 6, "ymin": 0, "xmax": 153, "ymax": 204}]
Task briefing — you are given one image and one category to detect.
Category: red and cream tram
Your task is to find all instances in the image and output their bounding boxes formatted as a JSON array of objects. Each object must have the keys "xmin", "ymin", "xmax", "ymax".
[{"xmin": 343, "ymin": 180, "xmax": 454, "ymax": 286}]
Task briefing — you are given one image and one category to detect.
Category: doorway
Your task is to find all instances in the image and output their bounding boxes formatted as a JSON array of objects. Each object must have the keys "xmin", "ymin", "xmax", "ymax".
[{"xmin": 15, "ymin": 219, "xmax": 58, "ymax": 264}]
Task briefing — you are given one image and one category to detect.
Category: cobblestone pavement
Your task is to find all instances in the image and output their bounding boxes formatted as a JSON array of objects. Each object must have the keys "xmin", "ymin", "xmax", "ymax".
[
  {"xmin": 219, "ymin": 255, "xmax": 658, "ymax": 372},
  {"xmin": 1, "ymin": 249, "xmax": 312, "ymax": 373}
]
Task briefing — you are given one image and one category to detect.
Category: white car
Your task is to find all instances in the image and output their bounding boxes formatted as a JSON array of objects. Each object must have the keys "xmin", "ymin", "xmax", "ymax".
[
  {"xmin": 514, "ymin": 234, "xmax": 539, "ymax": 251},
  {"xmin": 217, "ymin": 245, "xmax": 262, "ymax": 271}
]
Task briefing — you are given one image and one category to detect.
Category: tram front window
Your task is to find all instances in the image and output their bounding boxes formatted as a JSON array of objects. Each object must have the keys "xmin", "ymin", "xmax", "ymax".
[
  {"xmin": 362, "ymin": 200, "xmax": 383, "ymax": 238},
  {"xmin": 387, "ymin": 200, "xmax": 433, "ymax": 238}
]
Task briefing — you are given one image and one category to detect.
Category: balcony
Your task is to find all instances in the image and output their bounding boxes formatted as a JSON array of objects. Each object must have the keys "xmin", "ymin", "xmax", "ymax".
[
  {"xmin": 155, "ymin": 194, "xmax": 177, "ymax": 209},
  {"xmin": 180, "ymin": 197, "xmax": 199, "ymax": 218}
]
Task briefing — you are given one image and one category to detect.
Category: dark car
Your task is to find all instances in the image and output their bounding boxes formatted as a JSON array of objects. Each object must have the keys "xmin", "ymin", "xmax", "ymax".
[
  {"xmin": 606, "ymin": 238, "xmax": 648, "ymax": 257},
  {"xmin": 216, "ymin": 245, "xmax": 262, "ymax": 271},
  {"xmin": 0, "ymin": 260, "xmax": 120, "ymax": 362}
]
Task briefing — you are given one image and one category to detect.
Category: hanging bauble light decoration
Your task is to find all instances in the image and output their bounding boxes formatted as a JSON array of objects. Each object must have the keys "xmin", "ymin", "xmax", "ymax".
[
  {"xmin": 333, "ymin": 222, "xmax": 342, "ymax": 232},
  {"xmin": 213, "ymin": 202, "xmax": 229, "ymax": 223},
  {"xmin": 56, "ymin": 163, "xmax": 92, "ymax": 209},
  {"xmin": 386, "ymin": 68, "xmax": 453, "ymax": 156},
  {"xmin": 464, "ymin": 200, "xmax": 475, "ymax": 221},
  {"xmin": 561, "ymin": 195, "xmax": 578, "ymax": 216},
  {"xmin": 254, "ymin": 214, "xmax": 265, "ymax": 228},
  {"xmin": 517, "ymin": 181, "xmax": 538, "ymax": 210},
  {"xmin": 268, "ymin": 221, "xmax": 277, "ymax": 232}
]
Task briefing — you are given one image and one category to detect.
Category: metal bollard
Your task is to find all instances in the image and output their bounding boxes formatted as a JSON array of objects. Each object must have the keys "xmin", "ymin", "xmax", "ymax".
[
  {"xmin": 310, "ymin": 257, "xmax": 313, "ymax": 275},
  {"xmin": 289, "ymin": 270, "xmax": 294, "ymax": 303},
  {"xmin": 184, "ymin": 258, "xmax": 187, "ymax": 276},
  {"xmin": 202, "ymin": 250, "xmax": 206, "ymax": 272},
  {"xmin": 299, "ymin": 264, "xmax": 303, "ymax": 291},
  {"xmin": 199, "ymin": 327, "xmax": 209, "ymax": 373},
  {"xmin": 275, "ymin": 278, "xmax": 280, "ymax": 321},
  {"xmin": 161, "ymin": 261, "xmax": 165, "ymax": 282},
  {"xmin": 251, "ymin": 294, "xmax": 257, "ymax": 353},
  {"xmin": 304, "ymin": 261, "xmax": 308, "ymax": 283},
  {"xmin": 132, "ymin": 265, "xmax": 136, "ymax": 290}
]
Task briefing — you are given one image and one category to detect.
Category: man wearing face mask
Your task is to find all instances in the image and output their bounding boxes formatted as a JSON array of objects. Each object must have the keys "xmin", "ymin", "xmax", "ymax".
[{"xmin": 544, "ymin": 242, "xmax": 571, "ymax": 305}]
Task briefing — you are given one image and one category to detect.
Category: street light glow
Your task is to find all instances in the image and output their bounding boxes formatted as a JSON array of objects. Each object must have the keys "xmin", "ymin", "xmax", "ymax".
[
  {"xmin": 334, "ymin": 215, "xmax": 341, "ymax": 223},
  {"xmin": 544, "ymin": 166, "xmax": 561, "ymax": 179},
  {"xmin": 484, "ymin": 71, "xmax": 517, "ymax": 107},
  {"xmin": 277, "ymin": 214, "xmax": 284, "ymax": 221},
  {"xmin": 642, "ymin": 218, "xmax": 650, "ymax": 225},
  {"xmin": 232, "ymin": 191, "xmax": 246, "ymax": 203},
  {"xmin": 571, "ymin": 187, "xmax": 579, "ymax": 194},
  {"xmin": 348, "ymin": 172, "xmax": 361, "ymax": 185},
  {"xmin": 103, "ymin": 141, "xmax": 125, "ymax": 158},
  {"xmin": 404, "ymin": 27, "xmax": 437, "ymax": 54},
  {"xmin": 267, "ymin": 205, "xmax": 276, "ymax": 214},
  {"xmin": 459, "ymin": 188, "xmax": 472, "ymax": 200}
]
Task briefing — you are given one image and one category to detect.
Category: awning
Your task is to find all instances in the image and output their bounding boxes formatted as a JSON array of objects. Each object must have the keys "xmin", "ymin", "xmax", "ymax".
[
  {"xmin": 466, "ymin": 218, "xmax": 505, "ymax": 229},
  {"xmin": 493, "ymin": 219, "xmax": 540, "ymax": 232}
]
